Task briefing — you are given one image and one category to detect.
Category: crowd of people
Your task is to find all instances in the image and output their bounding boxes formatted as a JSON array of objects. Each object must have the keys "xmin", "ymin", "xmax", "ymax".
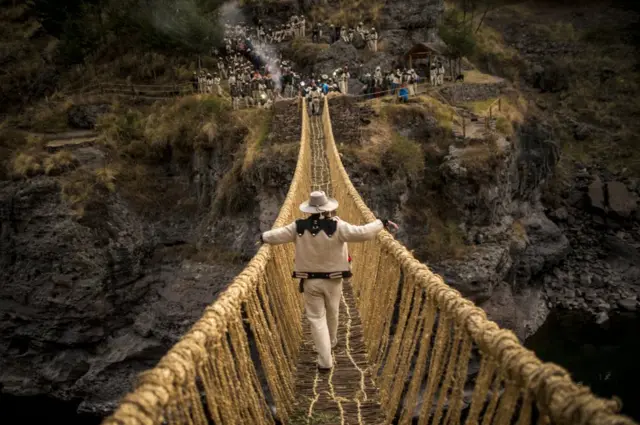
[{"xmin": 189, "ymin": 15, "xmax": 450, "ymax": 111}]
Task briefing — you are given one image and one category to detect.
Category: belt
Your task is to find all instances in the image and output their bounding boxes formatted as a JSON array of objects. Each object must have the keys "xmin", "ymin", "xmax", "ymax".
[{"xmin": 293, "ymin": 271, "xmax": 352, "ymax": 279}]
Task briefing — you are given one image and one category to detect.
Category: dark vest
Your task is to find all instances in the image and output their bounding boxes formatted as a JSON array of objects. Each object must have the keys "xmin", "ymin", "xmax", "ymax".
[{"xmin": 295, "ymin": 215, "xmax": 337, "ymax": 238}]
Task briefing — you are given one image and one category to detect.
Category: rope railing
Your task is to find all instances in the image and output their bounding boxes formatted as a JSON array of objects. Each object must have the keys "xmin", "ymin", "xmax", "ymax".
[
  {"xmin": 320, "ymin": 97, "xmax": 636, "ymax": 425},
  {"xmin": 63, "ymin": 81, "xmax": 196, "ymax": 97},
  {"xmin": 101, "ymin": 99, "xmax": 312, "ymax": 425},
  {"xmin": 99, "ymin": 94, "xmax": 637, "ymax": 425}
]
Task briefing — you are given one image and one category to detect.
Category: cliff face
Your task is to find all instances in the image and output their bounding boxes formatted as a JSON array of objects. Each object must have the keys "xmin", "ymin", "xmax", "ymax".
[
  {"xmin": 328, "ymin": 94, "xmax": 567, "ymax": 340},
  {"xmin": 0, "ymin": 100, "xmax": 300, "ymax": 415}
]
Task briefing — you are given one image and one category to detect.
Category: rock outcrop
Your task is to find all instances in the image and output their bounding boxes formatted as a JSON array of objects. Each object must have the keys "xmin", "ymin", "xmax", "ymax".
[
  {"xmin": 541, "ymin": 168, "xmax": 640, "ymax": 322},
  {"xmin": 329, "ymin": 97, "xmax": 567, "ymax": 340},
  {"xmin": 0, "ymin": 100, "xmax": 300, "ymax": 415}
]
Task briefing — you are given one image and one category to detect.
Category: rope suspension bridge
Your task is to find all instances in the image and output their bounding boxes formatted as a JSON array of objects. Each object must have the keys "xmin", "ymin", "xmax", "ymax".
[{"xmin": 102, "ymin": 98, "xmax": 636, "ymax": 425}]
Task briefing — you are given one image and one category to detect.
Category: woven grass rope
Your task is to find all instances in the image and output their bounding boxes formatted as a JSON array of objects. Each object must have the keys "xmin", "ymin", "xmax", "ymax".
[{"xmin": 101, "ymin": 98, "xmax": 636, "ymax": 425}]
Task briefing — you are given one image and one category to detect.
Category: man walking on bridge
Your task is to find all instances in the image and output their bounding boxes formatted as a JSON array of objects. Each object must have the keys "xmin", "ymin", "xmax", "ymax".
[{"xmin": 259, "ymin": 191, "xmax": 398, "ymax": 371}]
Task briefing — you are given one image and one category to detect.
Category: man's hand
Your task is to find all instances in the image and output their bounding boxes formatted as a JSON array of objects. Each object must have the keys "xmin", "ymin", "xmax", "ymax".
[{"xmin": 383, "ymin": 219, "xmax": 399, "ymax": 233}]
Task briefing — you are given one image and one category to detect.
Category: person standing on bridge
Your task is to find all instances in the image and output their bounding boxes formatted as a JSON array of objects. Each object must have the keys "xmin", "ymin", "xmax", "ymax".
[{"xmin": 258, "ymin": 191, "xmax": 398, "ymax": 371}]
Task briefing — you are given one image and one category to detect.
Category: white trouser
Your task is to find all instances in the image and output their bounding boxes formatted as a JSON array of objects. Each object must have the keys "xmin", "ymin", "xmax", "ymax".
[{"xmin": 303, "ymin": 278, "xmax": 342, "ymax": 368}]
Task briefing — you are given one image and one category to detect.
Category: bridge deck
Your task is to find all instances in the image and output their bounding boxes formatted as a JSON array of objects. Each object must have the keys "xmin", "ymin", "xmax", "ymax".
[
  {"xmin": 293, "ymin": 281, "xmax": 385, "ymax": 425},
  {"xmin": 291, "ymin": 111, "xmax": 384, "ymax": 424}
]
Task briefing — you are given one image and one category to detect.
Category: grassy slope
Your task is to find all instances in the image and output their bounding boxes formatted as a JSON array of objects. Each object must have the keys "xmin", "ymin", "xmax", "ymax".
[
  {"xmin": 474, "ymin": 1, "xmax": 640, "ymax": 178},
  {"xmin": 0, "ymin": 1, "xmax": 286, "ymax": 217}
]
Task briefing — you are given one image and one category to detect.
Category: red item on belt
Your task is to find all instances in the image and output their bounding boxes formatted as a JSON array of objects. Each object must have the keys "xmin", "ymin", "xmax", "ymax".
[{"xmin": 348, "ymin": 255, "xmax": 352, "ymax": 263}]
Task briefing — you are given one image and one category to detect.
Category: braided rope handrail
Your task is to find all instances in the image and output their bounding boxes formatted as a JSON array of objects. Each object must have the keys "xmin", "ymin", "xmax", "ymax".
[
  {"xmin": 320, "ymin": 96, "xmax": 637, "ymax": 425},
  {"xmin": 101, "ymin": 99, "xmax": 311, "ymax": 425},
  {"xmin": 99, "ymin": 95, "xmax": 636, "ymax": 425}
]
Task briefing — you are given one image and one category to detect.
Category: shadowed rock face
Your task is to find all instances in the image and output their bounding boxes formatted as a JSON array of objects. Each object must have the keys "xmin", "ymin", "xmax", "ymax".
[
  {"xmin": 0, "ymin": 101, "xmax": 301, "ymax": 416},
  {"xmin": 328, "ymin": 96, "xmax": 566, "ymax": 341},
  {"xmin": 0, "ymin": 178, "xmax": 243, "ymax": 414}
]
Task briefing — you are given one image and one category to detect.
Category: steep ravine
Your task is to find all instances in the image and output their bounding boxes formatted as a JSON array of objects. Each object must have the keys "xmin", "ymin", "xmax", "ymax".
[
  {"xmin": 329, "ymin": 87, "xmax": 640, "ymax": 420},
  {"xmin": 0, "ymin": 100, "xmax": 301, "ymax": 419}
]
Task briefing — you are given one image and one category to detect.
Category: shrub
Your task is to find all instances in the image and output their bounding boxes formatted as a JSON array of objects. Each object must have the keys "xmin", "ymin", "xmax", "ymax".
[
  {"xmin": 10, "ymin": 152, "xmax": 43, "ymax": 178},
  {"xmin": 385, "ymin": 133, "xmax": 424, "ymax": 181},
  {"xmin": 495, "ymin": 116, "xmax": 513, "ymax": 136},
  {"xmin": 422, "ymin": 214, "xmax": 467, "ymax": 262},
  {"xmin": 61, "ymin": 167, "xmax": 118, "ymax": 216},
  {"xmin": 288, "ymin": 37, "xmax": 329, "ymax": 68},
  {"xmin": 44, "ymin": 150, "xmax": 77, "ymax": 175},
  {"xmin": 95, "ymin": 167, "xmax": 117, "ymax": 192}
]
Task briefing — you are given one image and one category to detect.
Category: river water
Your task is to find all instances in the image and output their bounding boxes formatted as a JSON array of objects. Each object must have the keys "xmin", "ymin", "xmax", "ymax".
[{"xmin": 525, "ymin": 310, "xmax": 640, "ymax": 421}]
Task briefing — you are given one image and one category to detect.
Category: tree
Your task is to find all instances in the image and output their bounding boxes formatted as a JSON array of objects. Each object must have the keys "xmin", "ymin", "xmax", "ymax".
[
  {"xmin": 451, "ymin": 0, "xmax": 520, "ymax": 33},
  {"xmin": 439, "ymin": 9, "xmax": 476, "ymax": 77}
]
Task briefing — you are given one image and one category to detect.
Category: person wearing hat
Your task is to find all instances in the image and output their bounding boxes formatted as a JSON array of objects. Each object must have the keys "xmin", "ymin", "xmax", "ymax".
[{"xmin": 258, "ymin": 191, "xmax": 398, "ymax": 371}]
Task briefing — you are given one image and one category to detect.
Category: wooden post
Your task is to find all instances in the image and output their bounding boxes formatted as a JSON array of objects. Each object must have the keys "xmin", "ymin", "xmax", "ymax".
[
  {"xmin": 463, "ymin": 116, "xmax": 466, "ymax": 138},
  {"xmin": 409, "ymin": 54, "xmax": 412, "ymax": 70},
  {"xmin": 498, "ymin": 98, "xmax": 502, "ymax": 112}
]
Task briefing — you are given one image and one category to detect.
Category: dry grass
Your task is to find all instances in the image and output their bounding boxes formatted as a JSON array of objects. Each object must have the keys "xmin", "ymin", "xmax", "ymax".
[
  {"xmin": 423, "ymin": 213, "xmax": 468, "ymax": 261},
  {"xmin": 495, "ymin": 116, "xmax": 513, "ymax": 136},
  {"xmin": 60, "ymin": 167, "xmax": 118, "ymax": 216},
  {"xmin": 309, "ymin": 0, "xmax": 385, "ymax": 26},
  {"xmin": 238, "ymin": 109, "xmax": 273, "ymax": 172},
  {"xmin": 472, "ymin": 22, "xmax": 523, "ymax": 82},
  {"xmin": 458, "ymin": 136, "xmax": 505, "ymax": 176},
  {"xmin": 532, "ymin": 21, "xmax": 579, "ymax": 42},
  {"xmin": 97, "ymin": 95, "xmax": 232, "ymax": 162},
  {"xmin": 462, "ymin": 70, "xmax": 504, "ymax": 84},
  {"xmin": 511, "ymin": 219, "xmax": 529, "ymax": 244},
  {"xmin": 416, "ymin": 95, "xmax": 459, "ymax": 129},
  {"xmin": 18, "ymin": 99, "xmax": 75, "ymax": 133},
  {"xmin": 462, "ymin": 93, "xmax": 526, "ymax": 136},
  {"xmin": 43, "ymin": 151, "xmax": 78, "ymax": 175},
  {"xmin": 386, "ymin": 133, "xmax": 425, "ymax": 180},
  {"xmin": 288, "ymin": 37, "xmax": 330, "ymax": 67},
  {"xmin": 10, "ymin": 152, "xmax": 43, "ymax": 178}
]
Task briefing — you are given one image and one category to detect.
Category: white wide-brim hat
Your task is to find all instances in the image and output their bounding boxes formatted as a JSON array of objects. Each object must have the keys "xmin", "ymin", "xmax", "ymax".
[{"xmin": 299, "ymin": 191, "xmax": 339, "ymax": 213}]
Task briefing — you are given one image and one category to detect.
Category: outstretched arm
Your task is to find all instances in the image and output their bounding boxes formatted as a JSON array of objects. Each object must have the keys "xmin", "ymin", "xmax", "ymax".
[
  {"xmin": 338, "ymin": 219, "xmax": 397, "ymax": 243},
  {"xmin": 261, "ymin": 222, "xmax": 297, "ymax": 245}
]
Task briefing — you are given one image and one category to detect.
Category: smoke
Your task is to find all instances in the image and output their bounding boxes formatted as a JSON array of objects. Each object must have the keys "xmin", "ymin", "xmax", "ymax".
[{"xmin": 218, "ymin": 1, "xmax": 284, "ymax": 90}]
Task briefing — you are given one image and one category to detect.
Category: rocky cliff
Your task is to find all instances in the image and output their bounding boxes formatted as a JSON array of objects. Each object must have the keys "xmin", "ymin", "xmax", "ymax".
[
  {"xmin": 328, "ymin": 94, "xmax": 568, "ymax": 340},
  {"xmin": 0, "ymin": 100, "xmax": 300, "ymax": 415}
]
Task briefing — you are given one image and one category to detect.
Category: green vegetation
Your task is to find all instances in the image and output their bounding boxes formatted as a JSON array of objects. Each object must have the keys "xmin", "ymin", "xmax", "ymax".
[
  {"xmin": 385, "ymin": 133, "xmax": 425, "ymax": 181},
  {"xmin": 471, "ymin": 2, "xmax": 640, "ymax": 178},
  {"xmin": 0, "ymin": 0, "xmax": 226, "ymax": 113},
  {"xmin": 357, "ymin": 95, "xmax": 472, "ymax": 262},
  {"xmin": 423, "ymin": 215, "xmax": 467, "ymax": 261},
  {"xmin": 97, "ymin": 95, "xmax": 232, "ymax": 163}
]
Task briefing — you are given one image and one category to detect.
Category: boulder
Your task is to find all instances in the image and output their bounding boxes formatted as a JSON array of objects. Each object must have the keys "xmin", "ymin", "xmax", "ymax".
[
  {"xmin": 433, "ymin": 244, "xmax": 512, "ymax": 304},
  {"xmin": 549, "ymin": 207, "xmax": 568, "ymax": 221},
  {"xmin": 618, "ymin": 298, "xmax": 637, "ymax": 311},
  {"xmin": 606, "ymin": 181, "xmax": 637, "ymax": 219},
  {"xmin": 480, "ymin": 284, "xmax": 549, "ymax": 340},
  {"xmin": 513, "ymin": 212, "xmax": 570, "ymax": 287},
  {"xmin": 588, "ymin": 176, "xmax": 605, "ymax": 213}
]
